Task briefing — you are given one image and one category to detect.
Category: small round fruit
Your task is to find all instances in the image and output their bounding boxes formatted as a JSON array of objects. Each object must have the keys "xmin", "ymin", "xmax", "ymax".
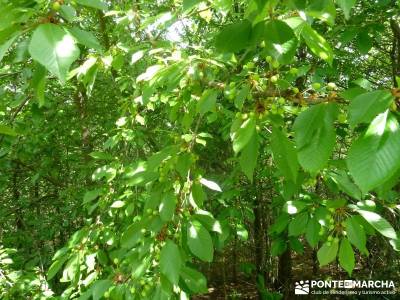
[
  {"xmin": 327, "ymin": 82, "xmax": 337, "ymax": 90},
  {"xmin": 270, "ymin": 75, "xmax": 279, "ymax": 83},
  {"xmin": 327, "ymin": 236, "xmax": 333, "ymax": 242},
  {"xmin": 104, "ymin": 291, "xmax": 110, "ymax": 298},
  {"xmin": 338, "ymin": 113, "xmax": 347, "ymax": 123},
  {"xmin": 329, "ymin": 224, "xmax": 335, "ymax": 230},
  {"xmin": 312, "ymin": 82, "xmax": 321, "ymax": 90},
  {"xmin": 113, "ymin": 258, "xmax": 119, "ymax": 264},
  {"xmin": 278, "ymin": 97, "xmax": 285, "ymax": 105},
  {"xmin": 247, "ymin": 62, "xmax": 255, "ymax": 69},
  {"xmin": 292, "ymin": 87, "xmax": 300, "ymax": 94},
  {"xmin": 146, "ymin": 208, "xmax": 153, "ymax": 215},
  {"xmin": 52, "ymin": 1, "xmax": 61, "ymax": 11},
  {"xmin": 289, "ymin": 68, "xmax": 298, "ymax": 75},
  {"xmin": 266, "ymin": 56, "xmax": 273, "ymax": 63},
  {"xmin": 333, "ymin": 237, "xmax": 339, "ymax": 243},
  {"xmin": 272, "ymin": 61, "xmax": 280, "ymax": 69}
]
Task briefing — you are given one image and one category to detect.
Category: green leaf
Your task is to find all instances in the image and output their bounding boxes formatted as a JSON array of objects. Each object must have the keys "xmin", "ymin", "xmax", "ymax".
[
  {"xmin": 193, "ymin": 210, "xmax": 222, "ymax": 234},
  {"xmin": 180, "ymin": 266, "xmax": 207, "ymax": 293},
  {"xmin": 187, "ymin": 220, "xmax": 214, "ymax": 262},
  {"xmin": 153, "ymin": 282, "xmax": 172, "ymax": 300},
  {"xmin": 336, "ymin": 0, "xmax": 357, "ymax": 19},
  {"xmin": 215, "ymin": 20, "xmax": 252, "ymax": 53},
  {"xmin": 345, "ymin": 216, "xmax": 368, "ymax": 254},
  {"xmin": 0, "ymin": 32, "xmax": 20, "ymax": 62},
  {"xmin": 317, "ymin": 239, "xmax": 338, "ymax": 266},
  {"xmin": 235, "ymin": 84, "xmax": 250, "ymax": 110},
  {"xmin": 293, "ymin": 103, "xmax": 338, "ymax": 173},
  {"xmin": 62, "ymin": 253, "xmax": 80, "ymax": 281},
  {"xmin": 159, "ymin": 191, "xmax": 177, "ymax": 221},
  {"xmin": 92, "ymin": 280, "xmax": 112, "ymax": 300},
  {"xmin": 199, "ymin": 178, "xmax": 222, "ymax": 192},
  {"xmin": 289, "ymin": 237, "xmax": 304, "ymax": 254},
  {"xmin": 348, "ymin": 90, "xmax": 394, "ymax": 128},
  {"xmin": 271, "ymin": 238, "xmax": 287, "ymax": 256},
  {"xmin": 60, "ymin": 5, "xmax": 77, "ymax": 22},
  {"xmin": 212, "ymin": 0, "xmax": 232, "ymax": 14},
  {"xmin": 306, "ymin": 217, "xmax": 321, "ymax": 248},
  {"xmin": 288, "ymin": 212, "xmax": 309, "ymax": 236},
  {"xmin": 301, "ymin": 23, "xmax": 333, "ymax": 65},
  {"xmin": 197, "ymin": 89, "xmax": 218, "ymax": 115},
  {"xmin": 339, "ymin": 238, "xmax": 355, "ymax": 276},
  {"xmin": 232, "ymin": 116, "xmax": 256, "ymax": 154},
  {"xmin": 263, "ymin": 20, "xmax": 298, "ymax": 64},
  {"xmin": 160, "ymin": 240, "xmax": 181, "ymax": 285},
  {"xmin": 356, "ymin": 31, "xmax": 372, "ymax": 54},
  {"xmin": 68, "ymin": 27, "xmax": 102, "ymax": 52},
  {"xmin": 76, "ymin": 0, "xmax": 107, "ymax": 10},
  {"xmin": 47, "ymin": 256, "xmax": 68, "ymax": 280},
  {"xmin": 183, "ymin": 0, "xmax": 202, "ymax": 11},
  {"xmin": 389, "ymin": 239, "xmax": 400, "ymax": 251},
  {"xmin": 110, "ymin": 200, "xmax": 125, "ymax": 208},
  {"xmin": 236, "ymin": 224, "xmax": 248, "ymax": 241},
  {"xmin": 341, "ymin": 87, "xmax": 367, "ymax": 101},
  {"xmin": 269, "ymin": 213, "xmax": 290, "ymax": 234},
  {"xmin": 271, "ymin": 127, "xmax": 299, "ymax": 182},
  {"xmin": 121, "ymin": 221, "xmax": 145, "ymax": 248},
  {"xmin": 83, "ymin": 189, "xmax": 102, "ymax": 204},
  {"xmin": 92, "ymin": 165, "xmax": 116, "ymax": 182},
  {"xmin": 191, "ymin": 182, "xmax": 206, "ymax": 206},
  {"xmin": 89, "ymin": 151, "xmax": 112, "ymax": 160},
  {"xmin": 306, "ymin": 0, "xmax": 336, "ymax": 26},
  {"xmin": 0, "ymin": 124, "xmax": 17, "ymax": 136},
  {"xmin": 28, "ymin": 24, "xmax": 80, "ymax": 83},
  {"xmin": 283, "ymin": 200, "xmax": 307, "ymax": 214},
  {"xmin": 31, "ymin": 64, "xmax": 46, "ymax": 107},
  {"xmin": 239, "ymin": 133, "xmax": 259, "ymax": 181},
  {"xmin": 328, "ymin": 170, "xmax": 362, "ymax": 200},
  {"xmin": 347, "ymin": 111, "xmax": 400, "ymax": 192},
  {"xmin": 356, "ymin": 209, "xmax": 397, "ymax": 239}
]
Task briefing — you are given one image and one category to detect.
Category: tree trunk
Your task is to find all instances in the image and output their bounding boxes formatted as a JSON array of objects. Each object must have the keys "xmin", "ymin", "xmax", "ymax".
[
  {"xmin": 277, "ymin": 245, "xmax": 292, "ymax": 300},
  {"xmin": 390, "ymin": 19, "xmax": 400, "ymax": 86}
]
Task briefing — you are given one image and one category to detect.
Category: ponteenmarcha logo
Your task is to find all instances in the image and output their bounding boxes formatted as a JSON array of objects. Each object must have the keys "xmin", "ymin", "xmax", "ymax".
[
  {"xmin": 294, "ymin": 279, "xmax": 396, "ymax": 296},
  {"xmin": 295, "ymin": 280, "xmax": 310, "ymax": 295}
]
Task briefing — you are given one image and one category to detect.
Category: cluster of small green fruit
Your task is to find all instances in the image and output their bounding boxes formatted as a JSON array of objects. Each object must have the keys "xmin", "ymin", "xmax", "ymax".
[
  {"xmin": 224, "ymin": 82, "xmax": 240, "ymax": 101},
  {"xmin": 310, "ymin": 82, "xmax": 337, "ymax": 91},
  {"xmin": 270, "ymin": 97, "xmax": 286, "ymax": 115}
]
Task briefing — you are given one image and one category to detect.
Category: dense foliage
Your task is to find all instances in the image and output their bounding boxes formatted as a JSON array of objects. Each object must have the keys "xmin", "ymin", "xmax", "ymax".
[{"xmin": 1, "ymin": 0, "xmax": 400, "ymax": 299}]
